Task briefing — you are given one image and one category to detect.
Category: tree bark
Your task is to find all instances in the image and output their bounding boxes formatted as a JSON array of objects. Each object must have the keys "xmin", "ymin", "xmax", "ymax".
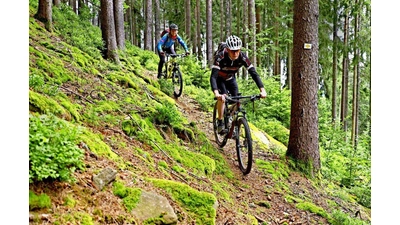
[
  {"xmin": 144, "ymin": 0, "xmax": 153, "ymax": 50},
  {"xmin": 100, "ymin": 0, "xmax": 120, "ymax": 63},
  {"xmin": 287, "ymin": 0, "xmax": 320, "ymax": 176},
  {"xmin": 113, "ymin": 0, "xmax": 125, "ymax": 50},
  {"xmin": 340, "ymin": 9, "xmax": 349, "ymax": 134},
  {"xmin": 351, "ymin": 0, "xmax": 360, "ymax": 148},
  {"xmin": 206, "ymin": 0, "xmax": 213, "ymax": 66},
  {"xmin": 185, "ymin": 0, "xmax": 191, "ymax": 46},
  {"xmin": 248, "ymin": 0, "xmax": 256, "ymax": 67},
  {"xmin": 35, "ymin": 0, "xmax": 53, "ymax": 32},
  {"xmin": 331, "ymin": 0, "xmax": 338, "ymax": 123}
]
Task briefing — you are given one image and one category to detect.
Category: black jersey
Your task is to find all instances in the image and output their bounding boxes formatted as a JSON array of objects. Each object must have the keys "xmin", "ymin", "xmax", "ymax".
[{"xmin": 210, "ymin": 49, "xmax": 264, "ymax": 92}]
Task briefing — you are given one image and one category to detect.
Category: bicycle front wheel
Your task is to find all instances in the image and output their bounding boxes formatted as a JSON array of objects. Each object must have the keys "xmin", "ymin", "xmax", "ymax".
[
  {"xmin": 213, "ymin": 102, "xmax": 227, "ymax": 147},
  {"xmin": 236, "ymin": 117, "xmax": 253, "ymax": 175},
  {"xmin": 172, "ymin": 68, "xmax": 183, "ymax": 98}
]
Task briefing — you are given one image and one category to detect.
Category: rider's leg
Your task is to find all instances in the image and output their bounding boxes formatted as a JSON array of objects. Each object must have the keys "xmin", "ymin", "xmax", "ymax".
[{"xmin": 157, "ymin": 50, "xmax": 165, "ymax": 78}]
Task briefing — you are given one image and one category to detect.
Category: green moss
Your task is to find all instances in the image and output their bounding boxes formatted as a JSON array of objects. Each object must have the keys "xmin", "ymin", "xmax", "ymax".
[
  {"xmin": 113, "ymin": 181, "xmax": 142, "ymax": 211},
  {"xmin": 296, "ymin": 201, "xmax": 330, "ymax": 220},
  {"xmin": 212, "ymin": 181, "xmax": 232, "ymax": 203},
  {"xmin": 255, "ymin": 159, "xmax": 290, "ymax": 181},
  {"xmin": 63, "ymin": 195, "xmax": 77, "ymax": 207},
  {"xmin": 29, "ymin": 190, "xmax": 51, "ymax": 210},
  {"xmin": 149, "ymin": 178, "xmax": 217, "ymax": 225},
  {"xmin": 79, "ymin": 128, "xmax": 123, "ymax": 166},
  {"xmin": 57, "ymin": 95, "xmax": 81, "ymax": 121},
  {"xmin": 158, "ymin": 160, "xmax": 168, "ymax": 169},
  {"xmin": 29, "ymin": 90, "xmax": 70, "ymax": 119},
  {"xmin": 284, "ymin": 194, "xmax": 304, "ymax": 204}
]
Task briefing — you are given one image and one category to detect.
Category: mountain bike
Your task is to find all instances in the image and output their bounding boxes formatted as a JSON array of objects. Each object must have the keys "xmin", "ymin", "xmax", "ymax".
[
  {"xmin": 213, "ymin": 94, "xmax": 261, "ymax": 175},
  {"xmin": 160, "ymin": 53, "xmax": 186, "ymax": 98}
]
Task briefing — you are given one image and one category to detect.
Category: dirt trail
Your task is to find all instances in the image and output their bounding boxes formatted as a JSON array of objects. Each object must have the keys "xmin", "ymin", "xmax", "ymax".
[{"xmin": 174, "ymin": 94, "xmax": 331, "ymax": 225}]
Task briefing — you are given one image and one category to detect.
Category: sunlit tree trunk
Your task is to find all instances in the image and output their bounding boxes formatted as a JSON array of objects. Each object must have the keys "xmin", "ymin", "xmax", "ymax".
[
  {"xmin": 287, "ymin": 0, "xmax": 320, "ymax": 176},
  {"xmin": 144, "ymin": 0, "xmax": 153, "ymax": 50},
  {"xmin": 113, "ymin": 0, "xmax": 125, "ymax": 50},
  {"xmin": 35, "ymin": 0, "xmax": 53, "ymax": 32}
]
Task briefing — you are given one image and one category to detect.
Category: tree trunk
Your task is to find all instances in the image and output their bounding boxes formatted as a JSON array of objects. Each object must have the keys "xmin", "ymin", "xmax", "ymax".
[
  {"xmin": 351, "ymin": 0, "xmax": 360, "ymax": 148},
  {"xmin": 35, "ymin": 0, "xmax": 53, "ymax": 32},
  {"xmin": 241, "ymin": 0, "xmax": 248, "ymax": 79},
  {"xmin": 195, "ymin": 0, "xmax": 202, "ymax": 59},
  {"xmin": 273, "ymin": 1, "xmax": 280, "ymax": 76},
  {"xmin": 144, "ymin": 0, "xmax": 153, "ymax": 50},
  {"xmin": 53, "ymin": 0, "xmax": 61, "ymax": 7},
  {"xmin": 100, "ymin": 0, "xmax": 120, "ymax": 63},
  {"xmin": 185, "ymin": 0, "xmax": 191, "ymax": 47},
  {"xmin": 225, "ymin": 0, "xmax": 232, "ymax": 37},
  {"xmin": 256, "ymin": 3, "xmax": 261, "ymax": 66},
  {"xmin": 287, "ymin": 0, "xmax": 320, "ymax": 176},
  {"xmin": 154, "ymin": 0, "xmax": 161, "ymax": 50},
  {"xmin": 331, "ymin": 0, "xmax": 338, "ymax": 123},
  {"xmin": 206, "ymin": 0, "xmax": 213, "ymax": 66},
  {"xmin": 113, "ymin": 0, "xmax": 125, "ymax": 50},
  {"xmin": 340, "ymin": 9, "xmax": 349, "ymax": 134},
  {"xmin": 248, "ymin": 0, "xmax": 256, "ymax": 67}
]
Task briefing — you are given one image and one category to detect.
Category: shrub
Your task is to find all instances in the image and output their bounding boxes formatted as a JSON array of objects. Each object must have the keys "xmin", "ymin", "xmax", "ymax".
[{"xmin": 29, "ymin": 114, "xmax": 85, "ymax": 183}]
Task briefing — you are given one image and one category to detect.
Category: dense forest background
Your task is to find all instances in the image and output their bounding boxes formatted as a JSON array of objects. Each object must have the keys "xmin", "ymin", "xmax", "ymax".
[{"xmin": 1, "ymin": 1, "xmax": 400, "ymax": 224}]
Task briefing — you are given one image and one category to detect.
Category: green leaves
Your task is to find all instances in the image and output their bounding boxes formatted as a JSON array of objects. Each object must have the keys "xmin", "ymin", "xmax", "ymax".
[{"xmin": 29, "ymin": 114, "xmax": 84, "ymax": 183}]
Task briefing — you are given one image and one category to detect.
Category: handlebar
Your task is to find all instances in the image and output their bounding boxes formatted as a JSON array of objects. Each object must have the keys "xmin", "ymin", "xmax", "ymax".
[
  {"xmin": 214, "ymin": 94, "xmax": 261, "ymax": 103},
  {"xmin": 165, "ymin": 53, "xmax": 187, "ymax": 58}
]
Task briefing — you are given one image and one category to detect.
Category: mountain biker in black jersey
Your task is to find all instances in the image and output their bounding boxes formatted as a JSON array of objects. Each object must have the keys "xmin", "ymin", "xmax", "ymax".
[
  {"xmin": 210, "ymin": 35, "xmax": 267, "ymax": 134},
  {"xmin": 156, "ymin": 23, "xmax": 190, "ymax": 79}
]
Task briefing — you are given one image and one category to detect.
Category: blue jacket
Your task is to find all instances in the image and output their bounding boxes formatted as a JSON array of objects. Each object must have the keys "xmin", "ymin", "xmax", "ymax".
[{"xmin": 157, "ymin": 34, "xmax": 188, "ymax": 52}]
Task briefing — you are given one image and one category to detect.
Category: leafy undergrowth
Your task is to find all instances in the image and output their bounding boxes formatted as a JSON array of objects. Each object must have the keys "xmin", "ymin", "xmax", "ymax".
[{"xmin": 28, "ymin": 4, "xmax": 371, "ymax": 225}]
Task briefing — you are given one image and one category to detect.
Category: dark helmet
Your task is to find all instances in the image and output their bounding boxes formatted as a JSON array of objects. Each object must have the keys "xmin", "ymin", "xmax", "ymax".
[
  {"xmin": 169, "ymin": 23, "xmax": 178, "ymax": 30},
  {"xmin": 226, "ymin": 35, "xmax": 242, "ymax": 50}
]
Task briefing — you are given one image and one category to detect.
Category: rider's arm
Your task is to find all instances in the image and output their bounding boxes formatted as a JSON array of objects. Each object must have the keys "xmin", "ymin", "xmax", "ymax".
[
  {"xmin": 248, "ymin": 67, "xmax": 267, "ymax": 98},
  {"xmin": 157, "ymin": 36, "xmax": 167, "ymax": 52},
  {"xmin": 210, "ymin": 68, "xmax": 219, "ymax": 94},
  {"xmin": 177, "ymin": 36, "xmax": 189, "ymax": 52}
]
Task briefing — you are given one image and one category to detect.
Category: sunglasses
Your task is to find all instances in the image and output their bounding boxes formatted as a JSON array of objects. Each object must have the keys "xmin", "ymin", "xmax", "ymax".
[{"xmin": 229, "ymin": 49, "xmax": 240, "ymax": 53}]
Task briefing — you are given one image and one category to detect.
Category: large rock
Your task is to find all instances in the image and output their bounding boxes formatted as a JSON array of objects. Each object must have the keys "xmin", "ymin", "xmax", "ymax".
[{"xmin": 131, "ymin": 191, "xmax": 178, "ymax": 224}]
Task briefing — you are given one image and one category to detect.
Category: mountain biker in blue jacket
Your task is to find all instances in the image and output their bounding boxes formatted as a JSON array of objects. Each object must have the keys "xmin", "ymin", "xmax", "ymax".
[
  {"xmin": 156, "ymin": 24, "xmax": 190, "ymax": 78},
  {"xmin": 210, "ymin": 35, "xmax": 267, "ymax": 134}
]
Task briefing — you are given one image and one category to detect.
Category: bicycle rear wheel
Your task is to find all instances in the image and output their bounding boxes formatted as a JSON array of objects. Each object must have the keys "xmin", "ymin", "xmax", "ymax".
[
  {"xmin": 172, "ymin": 68, "xmax": 183, "ymax": 98},
  {"xmin": 236, "ymin": 117, "xmax": 253, "ymax": 175},
  {"xmin": 213, "ymin": 102, "xmax": 228, "ymax": 147}
]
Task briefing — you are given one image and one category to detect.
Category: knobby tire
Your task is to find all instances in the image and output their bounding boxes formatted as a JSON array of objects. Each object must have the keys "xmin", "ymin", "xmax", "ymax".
[
  {"xmin": 172, "ymin": 68, "xmax": 183, "ymax": 98},
  {"xmin": 236, "ymin": 117, "xmax": 253, "ymax": 175}
]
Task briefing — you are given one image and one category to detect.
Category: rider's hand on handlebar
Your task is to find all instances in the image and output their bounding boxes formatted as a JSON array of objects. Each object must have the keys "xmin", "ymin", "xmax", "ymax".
[
  {"xmin": 160, "ymin": 51, "xmax": 165, "ymax": 56},
  {"xmin": 215, "ymin": 92, "xmax": 226, "ymax": 102},
  {"xmin": 185, "ymin": 51, "xmax": 190, "ymax": 56},
  {"xmin": 260, "ymin": 88, "xmax": 267, "ymax": 98}
]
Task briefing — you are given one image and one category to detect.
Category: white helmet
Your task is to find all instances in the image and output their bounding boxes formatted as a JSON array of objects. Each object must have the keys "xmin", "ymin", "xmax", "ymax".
[{"xmin": 226, "ymin": 35, "xmax": 242, "ymax": 50}]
